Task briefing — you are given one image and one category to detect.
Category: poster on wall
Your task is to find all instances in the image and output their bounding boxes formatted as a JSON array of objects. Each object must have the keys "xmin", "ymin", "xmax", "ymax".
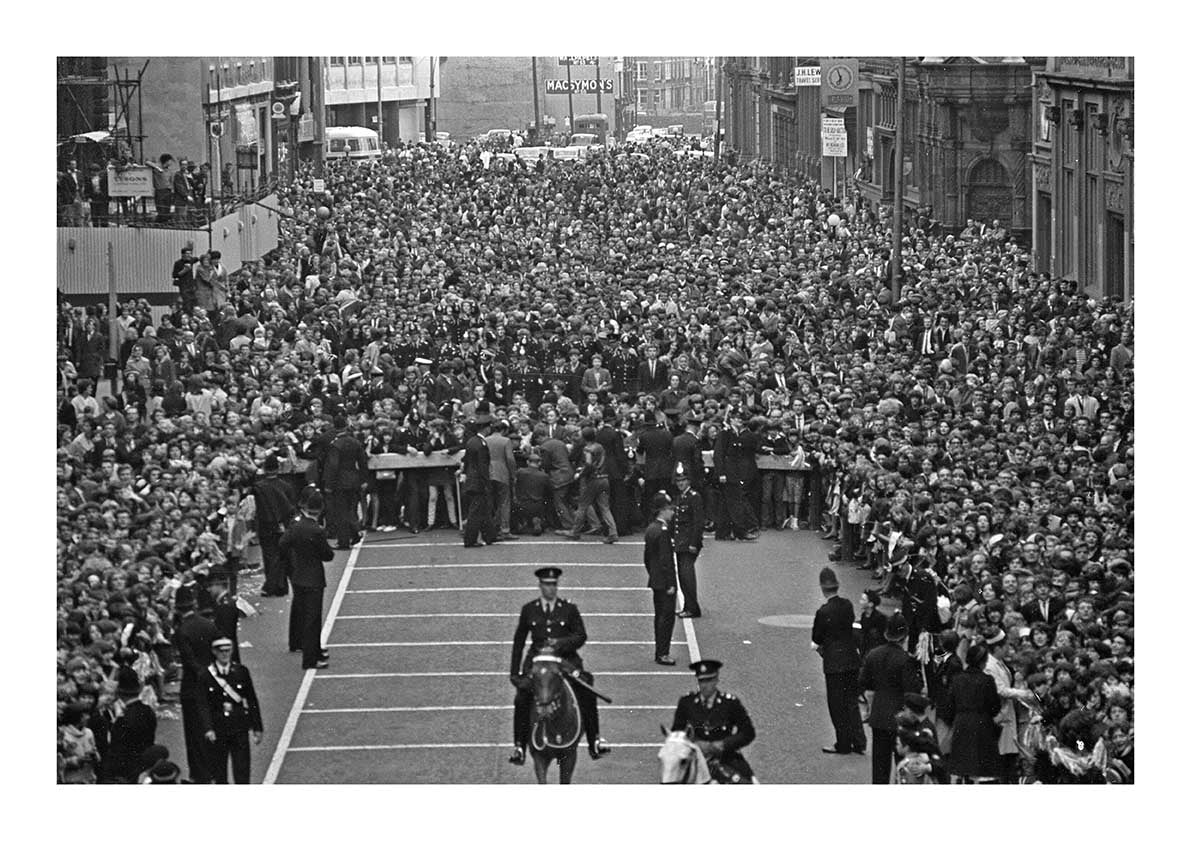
[{"xmin": 236, "ymin": 103, "xmax": 258, "ymax": 145}]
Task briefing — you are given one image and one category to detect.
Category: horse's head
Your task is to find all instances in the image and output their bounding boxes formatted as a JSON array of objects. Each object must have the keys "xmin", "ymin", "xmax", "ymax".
[
  {"xmin": 531, "ymin": 653, "xmax": 564, "ymax": 717},
  {"xmin": 658, "ymin": 727, "xmax": 710, "ymax": 784}
]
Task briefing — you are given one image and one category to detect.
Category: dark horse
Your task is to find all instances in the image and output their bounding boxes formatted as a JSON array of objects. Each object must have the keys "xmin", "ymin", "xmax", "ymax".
[{"xmin": 528, "ymin": 652, "xmax": 582, "ymax": 784}]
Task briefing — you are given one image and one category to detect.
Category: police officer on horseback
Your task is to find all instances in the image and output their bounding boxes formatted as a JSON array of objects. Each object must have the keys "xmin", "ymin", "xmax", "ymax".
[
  {"xmin": 672, "ymin": 659, "xmax": 756, "ymax": 783},
  {"xmin": 509, "ymin": 567, "xmax": 610, "ymax": 765}
]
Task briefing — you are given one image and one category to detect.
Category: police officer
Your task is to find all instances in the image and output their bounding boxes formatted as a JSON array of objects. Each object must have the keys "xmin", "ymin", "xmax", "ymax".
[
  {"xmin": 712, "ymin": 409, "xmax": 760, "ymax": 540},
  {"xmin": 322, "ymin": 414, "xmax": 370, "ymax": 549},
  {"xmin": 174, "ymin": 586, "xmax": 217, "ymax": 783},
  {"xmin": 672, "ymin": 462, "xmax": 704, "ymax": 619},
  {"xmin": 644, "ymin": 492, "xmax": 678, "ymax": 665},
  {"xmin": 508, "ymin": 567, "xmax": 609, "ymax": 764},
  {"xmin": 281, "ymin": 490, "xmax": 335, "ymax": 670},
  {"xmin": 197, "ymin": 637, "xmax": 263, "ymax": 784},
  {"xmin": 672, "ymin": 659, "xmax": 756, "ymax": 783}
]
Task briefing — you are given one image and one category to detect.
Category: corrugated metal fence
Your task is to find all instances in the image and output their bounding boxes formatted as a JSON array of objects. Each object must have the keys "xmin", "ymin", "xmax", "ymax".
[{"xmin": 57, "ymin": 193, "xmax": 281, "ymax": 300}]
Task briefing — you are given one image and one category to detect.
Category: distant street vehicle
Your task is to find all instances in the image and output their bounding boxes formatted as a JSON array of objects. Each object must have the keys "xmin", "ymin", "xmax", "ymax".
[
  {"xmin": 326, "ymin": 126, "xmax": 381, "ymax": 160},
  {"xmin": 568, "ymin": 133, "xmax": 600, "ymax": 149},
  {"xmin": 572, "ymin": 113, "xmax": 609, "ymax": 145}
]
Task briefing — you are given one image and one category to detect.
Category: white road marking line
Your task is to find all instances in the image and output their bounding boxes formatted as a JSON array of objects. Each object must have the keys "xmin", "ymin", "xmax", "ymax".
[
  {"xmin": 324, "ymin": 640, "xmax": 687, "ymax": 648},
  {"xmin": 360, "ymin": 541, "xmax": 645, "ymax": 549},
  {"xmin": 336, "ymin": 613, "xmax": 655, "ymax": 620},
  {"xmin": 347, "ymin": 586, "xmax": 644, "ymax": 593},
  {"xmin": 355, "ymin": 562, "xmax": 641, "ymax": 570},
  {"xmin": 302, "ymin": 705, "xmax": 674, "ymax": 714},
  {"xmin": 314, "ymin": 670, "xmax": 691, "ymax": 679},
  {"xmin": 264, "ymin": 540, "xmax": 363, "ymax": 785},
  {"xmin": 677, "ymin": 585, "xmax": 702, "ymax": 663},
  {"xmin": 287, "ymin": 743, "xmax": 663, "ymax": 753}
]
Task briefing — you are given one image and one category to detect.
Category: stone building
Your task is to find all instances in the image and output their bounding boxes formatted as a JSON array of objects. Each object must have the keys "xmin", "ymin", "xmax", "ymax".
[{"xmin": 1030, "ymin": 57, "xmax": 1133, "ymax": 299}]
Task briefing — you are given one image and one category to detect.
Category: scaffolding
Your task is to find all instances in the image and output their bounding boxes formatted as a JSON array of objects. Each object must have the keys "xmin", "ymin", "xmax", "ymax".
[{"xmin": 56, "ymin": 58, "xmax": 149, "ymax": 162}]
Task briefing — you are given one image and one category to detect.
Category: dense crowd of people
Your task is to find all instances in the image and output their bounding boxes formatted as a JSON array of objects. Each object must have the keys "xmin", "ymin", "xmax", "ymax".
[{"xmin": 56, "ymin": 134, "xmax": 1133, "ymax": 783}]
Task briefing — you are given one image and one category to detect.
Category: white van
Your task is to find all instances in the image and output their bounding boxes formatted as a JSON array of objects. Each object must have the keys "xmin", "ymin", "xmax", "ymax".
[{"xmin": 326, "ymin": 126, "xmax": 381, "ymax": 160}]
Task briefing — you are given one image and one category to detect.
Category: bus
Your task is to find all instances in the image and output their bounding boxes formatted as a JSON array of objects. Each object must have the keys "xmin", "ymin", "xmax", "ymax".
[
  {"xmin": 326, "ymin": 126, "xmax": 381, "ymax": 160},
  {"xmin": 572, "ymin": 113, "xmax": 609, "ymax": 145}
]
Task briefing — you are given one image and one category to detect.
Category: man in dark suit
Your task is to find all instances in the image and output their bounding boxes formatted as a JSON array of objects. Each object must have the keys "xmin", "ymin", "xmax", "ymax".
[
  {"xmin": 712, "ymin": 410, "xmax": 760, "ymax": 540},
  {"xmin": 811, "ymin": 567, "xmax": 865, "ymax": 756},
  {"xmin": 644, "ymin": 492, "xmax": 679, "ymax": 666},
  {"xmin": 638, "ymin": 412, "xmax": 675, "ymax": 522},
  {"xmin": 253, "ymin": 453, "xmax": 297, "ymax": 596},
  {"xmin": 322, "ymin": 414, "xmax": 369, "ymax": 549},
  {"xmin": 1020, "ymin": 574, "xmax": 1066, "ymax": 626},
  {"xmin": 507, "ymin": 567, "xmax": 609, "ymax": 765},
  {"xmin": 197, "ymin": 637, "xmax": 263, "ymax": 784},
  {"xmin": 172, "ymin": 246, "xmax": 198, "ymax": 313},
  {"xmin": 636, "ymin": 345, "xmax": 669, "ymax": 396},
  {"xmin": 859, "ymin": 612, "xmax": 923, "ymax": 783},
  {"xmin": 461, "ymin": 404, "xmax": 500, "ymax": 547},
  {"xmin": 672, "ymin": 463, "xmax": 705, "ymax": 618},
  {"xmin": 174, "ymin": 586, "xmax": 218, "ymax": 783},
  {"xmin": 281, "ymin": 491, "xmax": 335, "ymax": 670}
]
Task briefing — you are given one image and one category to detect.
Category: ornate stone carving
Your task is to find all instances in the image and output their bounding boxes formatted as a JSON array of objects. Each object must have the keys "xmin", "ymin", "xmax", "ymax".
[
  {"xmin": 1105, "ymin": 179, "xmax": 1126, "ymax": 213},
  {"xmin": 971, "ymin": 103, "xmax": 1010, "ymax": 142},
  {"xmin": 1035, "ymin": 161, "xmax": 1052, "ymax": 191}
]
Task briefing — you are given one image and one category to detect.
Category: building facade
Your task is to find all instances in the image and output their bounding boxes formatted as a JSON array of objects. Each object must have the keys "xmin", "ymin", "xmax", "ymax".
[
  {"xmin": 435, "ymin": 57, "xmax": 623, "ymax": 141},
  {"xmin": 322, "ymin": 56, "xmax": 436, "ymax": 146},
  {"xmin": 1031, "ymin": 57, "xmax": 1133, "ymax": 299},
  {"xmin": 111, "ymin": 56, "xmax": 279, "ymax": 196},
  {"xmin": 627, "ymin": 57, "xmax": 714, "ymax": 135},
  {"xmin": 722, "ymin": 57, "xmax": 1045, "ymax": 240}
]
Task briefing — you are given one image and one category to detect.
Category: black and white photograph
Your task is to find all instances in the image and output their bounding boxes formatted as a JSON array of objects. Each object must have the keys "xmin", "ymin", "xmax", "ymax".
[{"xmin": 29, "ymin": 5, "xmax": 1177, "ymax": 832}]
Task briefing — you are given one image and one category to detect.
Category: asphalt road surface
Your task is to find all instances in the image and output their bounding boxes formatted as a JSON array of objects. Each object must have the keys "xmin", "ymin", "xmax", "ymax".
[{"xmin": 159, "ymin": 527, "xmax": 876, "ymax": 784}]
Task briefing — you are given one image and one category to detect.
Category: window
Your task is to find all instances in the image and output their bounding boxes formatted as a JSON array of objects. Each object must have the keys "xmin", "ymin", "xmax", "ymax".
[
  {"xmin": 330, "ymin": 56, "xmax": 345, "ymax": 66},
  {"xmin": 399, "ymin": 56, "xmax": 413, "ymax": 64},
  {"xmin": 654, "ymin": 61, "xmax": 663, "ymax": 82},
  {"xmin": 637, "ymin": 88, "xmax": 648, "ymax": 110},
  {"xmin": 635, "ymin": 61, "xmax": 647, "ymax": 79},
  {"xmin": 348, "ymin": 56, "xmax": 363, "ymax": 65},
  {"xmin": 653, "ymin": 89, "xmax": 663, "ymax": 110}
]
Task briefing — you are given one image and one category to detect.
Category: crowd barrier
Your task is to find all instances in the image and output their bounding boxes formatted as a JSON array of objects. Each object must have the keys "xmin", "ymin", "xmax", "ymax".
[
  {"xmin": 282, "ymin": 452, "xmax": 811, "ymax": 475},
  {"xmin": 279, "ymin": 451, "xmax": 808, "ymax": 534}
]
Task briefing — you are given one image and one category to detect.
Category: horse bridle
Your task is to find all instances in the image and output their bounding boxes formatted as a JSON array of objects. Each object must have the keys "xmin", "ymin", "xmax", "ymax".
[{"xmin": 532, "ymin": 655, "xmax": 565, "ymax": 719}]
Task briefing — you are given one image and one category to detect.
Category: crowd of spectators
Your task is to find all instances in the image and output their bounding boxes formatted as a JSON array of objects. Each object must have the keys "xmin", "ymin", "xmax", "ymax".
[{"xmin": 56, "ymin": 135, "xmax": 1133, "ymax": 783}]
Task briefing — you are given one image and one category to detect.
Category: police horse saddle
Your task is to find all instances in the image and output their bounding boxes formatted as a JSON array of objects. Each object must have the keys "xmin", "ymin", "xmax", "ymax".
[
  {"xmin": 529, "ymin": 653, "xmax": 582, "ymax": 784},
  {"xmin": 657, "ymin": 728, "xmax": 759, "ymax": 784}
]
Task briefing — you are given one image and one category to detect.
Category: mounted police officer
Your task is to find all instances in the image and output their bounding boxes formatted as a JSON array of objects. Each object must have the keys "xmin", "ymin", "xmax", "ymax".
[
  {"xmin": 672, "ymin": 461, "xmax": 704, "ymax": 619},
  {"xmin": 672, "ymin": 659, "xmax": 756, "ymax": 783},
  {"xmin": 508, "ymin": 567, "xmax": 610, "ymax": 765}
]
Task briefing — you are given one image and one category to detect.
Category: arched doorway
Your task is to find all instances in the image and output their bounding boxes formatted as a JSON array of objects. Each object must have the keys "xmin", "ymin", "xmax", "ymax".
[{"xmin": 966, "ymin": 158, "xmax": 1012, "ymax": 225}]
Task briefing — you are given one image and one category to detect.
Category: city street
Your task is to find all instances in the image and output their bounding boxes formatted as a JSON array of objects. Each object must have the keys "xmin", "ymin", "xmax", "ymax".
[{"xmin": 157, "ymin": 529, "xmax": 873, "ymax": 784}]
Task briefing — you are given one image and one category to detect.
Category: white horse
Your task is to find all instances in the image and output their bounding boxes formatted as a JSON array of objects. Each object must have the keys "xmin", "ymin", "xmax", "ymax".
[
  {"xmin": 657, "ymin": 727, "xmax": 761, "ymax": 784},
  {"xmin": 658, "ymin": 728, "xmax": 713, "ymax": 784}
]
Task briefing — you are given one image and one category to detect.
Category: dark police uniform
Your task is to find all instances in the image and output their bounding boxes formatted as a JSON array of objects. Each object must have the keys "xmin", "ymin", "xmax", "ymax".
[
  {"xmin": 672, "ymin": 468, "xmax": 705, "ymax": 617},
  {"xmin": 322, "ymin": 427, "xmax": 370, "ymax": 548},
  {"xmin": 672, "ymin": 661, "xmax": 756, "ymax": 782},
  {"xmin": 174, "ymin": 592, "xmax": 217, "ymax": 784},
  {"xmin": 644, "ymin": 505, "xmax": 678, "ymax": 663},
  {"xmin": 280, "ymin": 505, "xmax": 335, "ymax": 669},
  {"xmin": 196, "ymin": 641, "xmax": 263, "ymax": 784},
  {"xmin": 509, "ymin": 568, "xmax": 604, "ymax": 758},
  {"xmin": 712, "ymin": 419, "xmax": 760, "ymax": 539}
]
